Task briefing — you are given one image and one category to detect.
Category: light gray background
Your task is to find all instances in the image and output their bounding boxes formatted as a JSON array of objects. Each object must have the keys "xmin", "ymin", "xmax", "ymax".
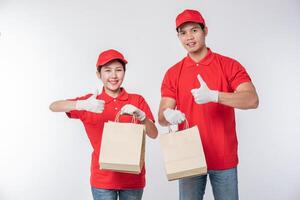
[{"xmin": 0, "ymin": 0, "xmax": 299, "ymax": 199}]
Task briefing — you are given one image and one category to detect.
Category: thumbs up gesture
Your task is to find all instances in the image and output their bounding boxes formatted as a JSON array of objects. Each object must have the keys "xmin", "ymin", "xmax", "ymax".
[
  {"xmin": 75, "ymin": 90, "xmax": 105, "ymax": 113},
  {"xmin": 191, "ymin": 74, "xmax": 219, "ymax": 104}
]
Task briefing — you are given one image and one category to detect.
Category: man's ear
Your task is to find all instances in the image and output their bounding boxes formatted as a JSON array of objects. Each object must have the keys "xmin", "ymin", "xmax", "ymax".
[{"xmin": 204, "ymin": 26, "xmax": 208, "ymax": 36}]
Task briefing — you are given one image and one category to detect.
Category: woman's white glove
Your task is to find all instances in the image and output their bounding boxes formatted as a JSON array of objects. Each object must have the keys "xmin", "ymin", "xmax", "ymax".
[
  {"xmin": 191, "ymin": 74, "xmax": 219, "ymax": 104},
  {"xmin": 75, "ymin": 91, "xmax": 105, "ymax": 113},
  {"xmin": 163, "ymin": 108, "xmax": 185, "ymax": 125},
  {"xmin": 121, "ymin": 104, "xmax": 146, "ymax": 121}
]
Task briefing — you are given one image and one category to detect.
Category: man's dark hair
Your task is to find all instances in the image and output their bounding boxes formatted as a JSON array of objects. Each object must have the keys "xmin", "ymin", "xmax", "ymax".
[{"xmin": 176, "ymin": 23, "xmax": 205, "ymax": 32}]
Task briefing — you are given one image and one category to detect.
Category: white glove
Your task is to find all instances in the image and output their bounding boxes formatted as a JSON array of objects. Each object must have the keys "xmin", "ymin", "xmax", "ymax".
[
  {"xmin": 191, "ymin": 74, "xmax": 219, "ymax": 104},
  {"xmin": 75, "ymin": 90, "xmax": 105, "ymax": 113},
  {"xmin": 121, "ymin": 104, "xmax": 146, "ymax": 121},
  {"xmin": 163, "ymin": 108, "xmax": 185, "ymax": 125}
]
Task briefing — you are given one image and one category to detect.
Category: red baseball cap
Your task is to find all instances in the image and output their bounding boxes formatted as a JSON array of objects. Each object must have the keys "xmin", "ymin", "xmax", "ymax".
[
  {"xmin": 176, "ymin": 9, "xmax": 206, "ymax": 29},
  {"xmin": 96, "ymin": 49, "xmax": 128, "ymax": 68}
]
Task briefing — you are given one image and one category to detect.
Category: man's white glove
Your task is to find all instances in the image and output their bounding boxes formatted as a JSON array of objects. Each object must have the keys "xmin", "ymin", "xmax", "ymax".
[
  {"xmin": 191, "ymin": 74, "xmax": 219, "ymax": 104},
  {"xmin": 75, "ymin": 91, "xmax": 105, "ymax": 113},
  {"xmin": 163, "ymin": 108, "xmax": 185, "ymax": 125},
  {"xmin": 121, "ymin": 104, "xmax": 146, "ymax": 121}
]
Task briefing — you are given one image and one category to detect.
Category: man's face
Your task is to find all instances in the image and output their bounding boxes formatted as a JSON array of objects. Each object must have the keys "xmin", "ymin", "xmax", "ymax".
[
  {"xmin": 177, "ymin": 22, "xmax": 207, "ymax": 54},
  {"xmin": 97, "ymin": 60, "xmax": 125, "ymax": 93}
]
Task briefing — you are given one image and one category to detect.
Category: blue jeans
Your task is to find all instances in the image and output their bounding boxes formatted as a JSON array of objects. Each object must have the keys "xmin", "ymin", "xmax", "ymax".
[
  {"xmin": 91, "ymin": 188, "xmax": 143, "ymax": 200},
  {"xmin": 179, "ymin": 167, "xmax": 239, "ymax": 200}
]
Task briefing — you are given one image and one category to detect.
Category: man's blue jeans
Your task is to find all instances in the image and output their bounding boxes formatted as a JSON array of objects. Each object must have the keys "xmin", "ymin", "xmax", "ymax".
[
  {"xmin": 91, "ymin": 188, "xmax": 143, "ymax": 200},
  {"xmin": 179, "ymin": 167, "xmax": 239, "ymax": 200}
]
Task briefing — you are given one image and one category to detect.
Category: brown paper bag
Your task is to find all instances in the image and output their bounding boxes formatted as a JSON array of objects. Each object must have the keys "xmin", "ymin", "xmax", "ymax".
[
  {"xmin": 99, "ymin": 113, "xmax": 145, "ymax": 174},
  {"xmin": 159, "ymin": 123, "xmax": 207, "ymax": 181}
]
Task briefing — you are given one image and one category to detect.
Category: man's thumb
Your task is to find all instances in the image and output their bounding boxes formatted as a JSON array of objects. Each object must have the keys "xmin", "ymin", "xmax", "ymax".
[{"xmin": 197, "ymin": 74, "xmax": 207, "ymax": 87}]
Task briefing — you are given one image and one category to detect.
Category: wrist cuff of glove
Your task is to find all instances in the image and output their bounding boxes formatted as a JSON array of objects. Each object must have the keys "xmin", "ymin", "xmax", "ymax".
[
  {"xmin": 211, "ymin": 91, "xmax": 219, "ymax": 103},
  {"xmin": 75, "ymin": 100, "xmax": 83, "ymax": 110},
  {"xmin": 140, "ymin": 115, "xmax": 146, "ymax": 123},
  {"xmin": 138, "ymin": 111, "xmax": 146, "ymax": 122}
]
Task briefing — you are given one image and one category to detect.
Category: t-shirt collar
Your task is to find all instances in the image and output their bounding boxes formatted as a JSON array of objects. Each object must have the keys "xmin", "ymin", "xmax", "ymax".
[
  {"xmin": 185, "ymin": 48, "xmax": 214, "ymax": 67},
  {"xmin": 98, "ymin": 87, "xmax": 129, "ymax": 103}
]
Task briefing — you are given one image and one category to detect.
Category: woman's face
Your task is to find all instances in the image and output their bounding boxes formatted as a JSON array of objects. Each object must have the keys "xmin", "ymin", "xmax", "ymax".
[{"xmin": 97, "ymin": 60, "xmax": 125, "ymax": 95}]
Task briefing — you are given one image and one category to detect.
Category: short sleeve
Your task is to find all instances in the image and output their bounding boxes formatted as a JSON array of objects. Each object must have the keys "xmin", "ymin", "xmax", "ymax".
[
  {"xmin": 226, "ymin": 60, "xmax": 252, "ymax": 90},
  {"xmin": 161, "ymin": 68, "xmax": 177, "ymax": 99},
  {"xmin": 138, "ymin": 96, "xmax": 155, "ymax": 123}
]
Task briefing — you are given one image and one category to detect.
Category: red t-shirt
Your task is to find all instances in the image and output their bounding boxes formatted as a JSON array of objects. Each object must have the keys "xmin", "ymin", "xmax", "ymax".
[
  {"xmin": 66, "ymin": 88, "xmax": 154, "ymax": 189},
  {"xmin": 161, "ymin": 48, "xmax": 251, "ymax": 170}
]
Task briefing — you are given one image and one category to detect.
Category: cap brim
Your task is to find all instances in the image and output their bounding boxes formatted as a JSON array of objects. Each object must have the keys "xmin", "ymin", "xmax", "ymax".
[
  {"xmin": 98, "ymin": 58, "xmax": 127, "ymax": 67},
  {"xmin": 176, "ymin": 19, "xmax": 205, "ymax": 29}
]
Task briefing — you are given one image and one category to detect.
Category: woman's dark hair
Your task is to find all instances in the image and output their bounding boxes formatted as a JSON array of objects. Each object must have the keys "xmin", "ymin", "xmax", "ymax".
[{"xmin": 97, "ymin": 59, "xmax": 126, "ymax": 73}]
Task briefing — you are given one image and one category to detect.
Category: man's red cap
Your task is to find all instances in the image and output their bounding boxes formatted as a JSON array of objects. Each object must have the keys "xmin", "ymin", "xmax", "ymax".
[{"xmin": 176, "ymin": 9, "xmax": 206, "ymax": 29}]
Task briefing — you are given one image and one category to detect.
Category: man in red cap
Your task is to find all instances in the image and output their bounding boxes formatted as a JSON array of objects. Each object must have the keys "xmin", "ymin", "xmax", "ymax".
[
  {"xmin": 49, "ymin": 49, "xmax": 158, "ymax": 200},
  {"xmin": 158, "ymin": 9, "xmax": 259, "ymax": 200}
]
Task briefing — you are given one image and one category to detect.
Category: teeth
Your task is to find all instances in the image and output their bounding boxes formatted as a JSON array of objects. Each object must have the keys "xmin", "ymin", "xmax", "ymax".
[{"xmin": 187, "ymin": 42, "xmax": 196, "ymax": 46}]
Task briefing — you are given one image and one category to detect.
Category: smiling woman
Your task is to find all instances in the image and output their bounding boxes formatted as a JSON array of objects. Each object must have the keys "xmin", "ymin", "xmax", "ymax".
[
  {"xmin": 49, "ymin": 49, "xmax": 158, "ymax": 200},
  {"xmin": 96, "ymin": 50, "xmax": 127, "ymax": 98},
  {"xmin": 97, "ymin": 60, "xmax": 125, "ymax": 96}
]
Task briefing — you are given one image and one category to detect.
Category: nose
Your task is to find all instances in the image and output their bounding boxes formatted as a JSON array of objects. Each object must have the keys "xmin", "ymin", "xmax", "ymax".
[
  {"xmin": 186, "ymin": 31, "xmax": 194, "ymax": 40},
  {"xmin": 111, "ymin": 70, "xmax": 117, "ymax": 78}
]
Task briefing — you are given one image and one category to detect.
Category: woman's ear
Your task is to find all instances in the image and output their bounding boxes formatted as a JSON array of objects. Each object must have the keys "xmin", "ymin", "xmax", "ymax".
[{"xmin": 96, "ymin": 71, "xmax": 101, "ymax": 80}]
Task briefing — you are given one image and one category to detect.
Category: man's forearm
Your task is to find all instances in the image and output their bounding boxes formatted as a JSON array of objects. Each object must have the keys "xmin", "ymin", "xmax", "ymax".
[
  {"xmin": 158, "ymin": 109, "xmax": 170, "ymax": 126},
  {"xmin": 218, "ymin": 91, "xmax": 259, "ymax": 109}
]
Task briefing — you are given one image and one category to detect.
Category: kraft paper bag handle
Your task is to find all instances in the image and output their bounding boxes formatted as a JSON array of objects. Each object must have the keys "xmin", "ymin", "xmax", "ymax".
[
  {"xmin": 115, "ymin": 111, "xmax": 137, "ymax": 124},
  {"xmin": 168, "ymin": 120, "xmax": 189, "ymax": 133}
]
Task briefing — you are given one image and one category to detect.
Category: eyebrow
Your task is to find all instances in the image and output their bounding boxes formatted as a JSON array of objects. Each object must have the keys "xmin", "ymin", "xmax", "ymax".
[
  {"xmin": 102, "ymin": 66, "xmax": 123, "ymax": 70},
  {"xmin": 179, "ymin": 25, "xmax": 201, "ymax": 32},
  {"xmin": 189, "ymin": 25, "xmax": 202, "ymax": 30}
]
